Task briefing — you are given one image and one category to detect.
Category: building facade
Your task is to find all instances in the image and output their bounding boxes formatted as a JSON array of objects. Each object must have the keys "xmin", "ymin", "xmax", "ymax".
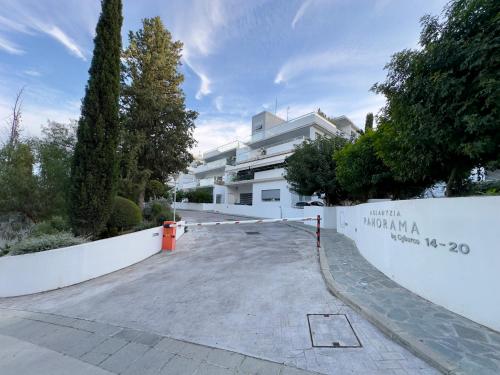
[{"xmin": 176, "ymin": 111, "xmax": 359, "ymax": 216}]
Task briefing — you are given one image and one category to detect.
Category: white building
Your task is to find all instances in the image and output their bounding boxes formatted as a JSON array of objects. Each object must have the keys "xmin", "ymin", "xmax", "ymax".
[{"xmin": 175, "ymin": 111, "xmax": 359, "ymax": 217}]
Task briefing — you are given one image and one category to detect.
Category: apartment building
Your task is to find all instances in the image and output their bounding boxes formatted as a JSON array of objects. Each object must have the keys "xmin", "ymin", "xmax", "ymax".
[{"xmin": 176, "ymin": 111, "xmax": 359, "ymax": 217}]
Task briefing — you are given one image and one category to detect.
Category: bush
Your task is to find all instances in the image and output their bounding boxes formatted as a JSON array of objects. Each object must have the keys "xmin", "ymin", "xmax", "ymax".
[
  {"xmin": 175, "ymin": 187, "xmax": 212, "ymax": 203},
  {"xmin": 6, "ymin": 232, "xmax": 87, "ymax": 256},
  {"xmin": 107, "ymin": 196, "xmax": 142, "ymax": 233},
  {"xmin": 463, "ymin": 180, "xmax": 500, "ymax": 197},
  {"xmin": 31, "ymin": 216, "xmax": 70, "ymax": 236},
  {"xmin": 143, "ymin": 200, "xmax": 180, "ymax": 225}
]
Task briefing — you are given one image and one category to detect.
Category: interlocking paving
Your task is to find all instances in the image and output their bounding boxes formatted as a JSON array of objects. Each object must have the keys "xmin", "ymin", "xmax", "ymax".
[
  {"xmin": 0, "ymin": 211, "xmax": 439, "ymax": 374},
  {"xmin": 290, "ymin": 223, "xmax": 500, "ymax": 375},
  {"xmin": 0, "ymin": 309, "xmax": 318, "ymax": 375}
]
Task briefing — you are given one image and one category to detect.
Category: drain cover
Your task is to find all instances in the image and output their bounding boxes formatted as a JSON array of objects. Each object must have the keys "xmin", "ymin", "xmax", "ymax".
[
  {"xmin": 245, "ymin": 231, "xmax": 260, "ymax": 235},
  {"xmin": 307, "ymin": 314, "xmax": 361, "ymax": 348}
]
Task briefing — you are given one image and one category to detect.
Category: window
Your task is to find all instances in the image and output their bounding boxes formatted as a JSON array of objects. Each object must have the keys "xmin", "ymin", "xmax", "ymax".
[
  {"xmin": 261, "ymin": 189, "xmax": 280, "ymax": 202},
  {"xmin": 215, "ymin": 194, "xmax": 224, "ymax": 204},
  {"xmin": 239, "ymin": 193, "xmax": 253, "ymax": 205}
]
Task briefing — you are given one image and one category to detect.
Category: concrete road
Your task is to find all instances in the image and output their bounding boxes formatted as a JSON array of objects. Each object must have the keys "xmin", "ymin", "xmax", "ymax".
[{"xmin": 0, "ymin": 211, "xmax": 437, "ymax": 374}]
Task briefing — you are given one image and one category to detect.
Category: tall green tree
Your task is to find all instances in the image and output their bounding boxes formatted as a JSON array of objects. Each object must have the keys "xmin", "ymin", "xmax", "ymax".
[
  {"xmin": 121, "ymin": 17, "xmax": 196, "ymax": 206},
  {"xmin": 373, "ymin": 0, "xmax": 500, "ymax": 196},
  {"xmin": 335, "ymin": 130, "xmax": 425, "ymax": 201},
  {"xmin": 69, "ymin": 0, "xmax": 123, "ymax": 236},
  {"xmin": 0, "ymin": 143, "xmax": 41, "ymax": 223},
  {"xmin": 36, "ymin": 121, "xmax": 76, "ymax": 218},
  {"xmin": 285, "ymin": 135, "xmax": 349, "ymax": 205}
]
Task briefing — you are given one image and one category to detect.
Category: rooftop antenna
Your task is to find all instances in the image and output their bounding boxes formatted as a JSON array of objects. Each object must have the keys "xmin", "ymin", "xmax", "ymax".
[{"xmin": 274, "ymin": 97, "xmax": 277, "ymax": 114}]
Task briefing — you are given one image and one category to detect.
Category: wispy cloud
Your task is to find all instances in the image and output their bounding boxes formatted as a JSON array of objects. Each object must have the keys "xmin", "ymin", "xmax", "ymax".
[
  {"xmin": 0, "ymin": 14, "xmax": 33, "ymax": 34},
  {"xmin": 275, "ymin": 50, "xmax": 355, "ymax": 84},
  {"xmin": 0, "ymin": 35, "xmax": 24, "ymax": 55},
  {"xmin": 292, "ymin": 0, "xmax": 314, "ymax": 29},
  {"xmin": 41, "ymin": 25, "xmax": 86, "ymax": 60},
  {"xmin": 0, "ymin": 1, "xmax": 92, "ymax": 60},
  {"xmin": 192, "ymin": 117, "xmax": 250, "ymax": 155},
  {"xmin": 24, "ymin": 69, "xmax": 41, "ymax": 77},
  {"xmin": 214, "ymin": 96, "xmax": 223, "ymax": 112},
  {"xmin": 184, "ymin": 58, "xmax": 212, "ymax": 100}
]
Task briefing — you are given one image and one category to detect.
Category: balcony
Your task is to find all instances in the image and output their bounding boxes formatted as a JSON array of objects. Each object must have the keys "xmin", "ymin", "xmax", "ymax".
[
  {"xmin": 203, "ymin": 140, "xmax": 241, "ymax": 160},
  {"xmin": 247, "ymin": 112, "xmax": 343, "ymax": 145},
  {"xmin": 235, "ymin": 137, "xmax": 305, "ymax": 164},
  {"xmin": 191, "ymin": 158, "xmax": 233, "ymax": 175}
]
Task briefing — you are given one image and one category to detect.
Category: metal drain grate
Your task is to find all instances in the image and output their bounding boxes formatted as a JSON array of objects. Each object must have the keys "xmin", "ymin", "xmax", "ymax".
[
  {"xmin": 245, "ymin": 231, "xmax": 260, "ymax": 235},
  {"xmin": 307, "ymin": 314, "xmax": 362, "ymax": 348}
]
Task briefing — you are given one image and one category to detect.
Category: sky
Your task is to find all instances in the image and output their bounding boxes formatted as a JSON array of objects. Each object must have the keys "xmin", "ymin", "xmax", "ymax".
[{"xmin": 0, "ymin": 0, "xmax": 449, "ymax": 155}]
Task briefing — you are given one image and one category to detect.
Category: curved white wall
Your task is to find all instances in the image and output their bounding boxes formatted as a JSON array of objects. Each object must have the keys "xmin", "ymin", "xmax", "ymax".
[
  {"xmin": 0, "ymin": 223, "xmax": 185, "ymax": 298},
  {"xmin": 336, "ymin": 197, "xmax": 500, "ymax": 332}
]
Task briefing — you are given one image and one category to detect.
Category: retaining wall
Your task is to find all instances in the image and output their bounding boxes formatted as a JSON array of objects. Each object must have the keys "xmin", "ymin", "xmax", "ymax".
[
  {"xmin": 336, "ymin": 197, "xmax": 500, "ymax": 331},
  {"xmin": 0, "ymin": 223, "xmax": 185, "ymax": 297}
]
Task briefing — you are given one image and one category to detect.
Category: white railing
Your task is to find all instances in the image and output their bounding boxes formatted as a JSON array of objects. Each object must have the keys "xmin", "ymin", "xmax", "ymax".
[
  {"xmin": 191, "ymin": 158, "xmax": 228, "ymax": 174},
  {"xmin": 203, "ymin": 140, "xmax": 241, "ymax": 159},
  {"xmin": 235, "ymin": 137, "xmax": 305, "ymax": 164}
]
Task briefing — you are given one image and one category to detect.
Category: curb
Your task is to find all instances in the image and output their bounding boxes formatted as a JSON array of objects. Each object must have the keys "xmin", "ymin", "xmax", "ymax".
[{"xmin": 286, "ymin": 222, "xmax": 458, "ymax": 375}]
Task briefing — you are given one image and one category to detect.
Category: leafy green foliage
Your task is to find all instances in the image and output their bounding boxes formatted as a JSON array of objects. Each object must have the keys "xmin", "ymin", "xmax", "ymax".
[
  {"xmin": 31, "ymin": 216, "xmax": 71, "ymax": 236},
  {"xmin": 70, "ymin": 0, "xmax": 123, "ymax": 236},
  {"xmin": 145, "ymin": 179, "xmax": 169, "ymax": 201},
  {"xmin": 372, "ymin": 0, "xmax": 500, "ymax": 196},
  {"xmin": 143, "ymin": 200, "xmax": 180, "ymax": 225},
  {"xmin": 121, "ymin": 17, "xmax": 197, "ymax": 184},
  {"xmin": 36, "ymin": 121, "xmax": 76, "ymax": 218},
  {"xmin": 0, "ymin": 143, "xmax": 42, "ymax": 222},
  {"xmin": 284, "ymin": 135, "xmax": 349, "ymax": 205},
  {"xmin": 175, "ymin": 187, "xmax": 213, "ymax": 203},
  {"xmin": 335, "ymin": 130, "xmax": 425, "ymax": 201},
  {"xmin": 107, "ymin": 196, "xmax": 142, "ymax": 233},
  {"xmin": 6, "ymin": 232, "xmax": 87, "ymax": 256}
]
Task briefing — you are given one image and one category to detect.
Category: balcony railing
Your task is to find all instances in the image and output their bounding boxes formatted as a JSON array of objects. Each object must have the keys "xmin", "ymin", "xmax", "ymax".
[
  {"xmin": 235, "ymin": 137, "xmax": 305, "ymax": 164},
  {"xmin": 191, "ymin": 158, "xmax": 230, "ymax": 174},
  {"xmin": 203, "ymin": 140, "xmax": 242, "ymax": 159}
]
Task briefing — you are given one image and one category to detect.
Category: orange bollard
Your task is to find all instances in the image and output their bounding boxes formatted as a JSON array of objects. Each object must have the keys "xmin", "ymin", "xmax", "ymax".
[{"xmin": 162, "ymin": 221, "xmax": 176, "ymax": 251}]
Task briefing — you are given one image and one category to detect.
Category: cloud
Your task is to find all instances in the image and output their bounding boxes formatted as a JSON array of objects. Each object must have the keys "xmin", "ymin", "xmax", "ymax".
[
  {"xmin": 0, "ymin": 94, "xmax": 79, "ymax": 142},
  {"xmin": 0, "ymin": 15, "xmax": 33, "ymax": 34},
  {"xmin": 184, "ymin": 57, "xmax": 212, "ymax": 100},
  {"xmin": 0, "ymin": 1, "xmax": 92, "ymax": 60},
  {"xmin": 292, "ymin": 0, "xmax": 314, "ymax": 29},
  {"xmin": 273, "ymin": 94, "xmax": 386, "ymax": 130},
  {"xmin": 41, "ymin": 25, "xmax": 86, "ymax": 60},
  {"xmin": 275, "ymin": 50, "xmax": 356, "ymax": 84},
  {"xmin": 170, "ymin": 0, "xmax": 227, "ymax": 57},
  {"xmin": 192, "ymin": 117, "xmax": 250, "ymax": 155},
  {"xmin": 0, "ymin": 36, "xmax": 25, "ymax": 55},
  {"xmin": 214, "ymin": 96, "xmax": 223, "ymax": 112},
  {"xmin": 24, "ymin": 70, "xmax": 41, "ymax": 77}
]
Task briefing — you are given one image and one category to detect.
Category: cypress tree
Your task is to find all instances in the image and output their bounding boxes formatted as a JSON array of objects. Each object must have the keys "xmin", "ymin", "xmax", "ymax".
[{"xmin": 69, "ymin": 0, "xmax": 123, "ymax": 236}]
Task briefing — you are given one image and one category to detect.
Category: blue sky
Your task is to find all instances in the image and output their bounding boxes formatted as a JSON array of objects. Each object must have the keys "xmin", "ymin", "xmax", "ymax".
[{"xmin": 0, "ymin": 0, "xmax": 448, "ymax": 154}]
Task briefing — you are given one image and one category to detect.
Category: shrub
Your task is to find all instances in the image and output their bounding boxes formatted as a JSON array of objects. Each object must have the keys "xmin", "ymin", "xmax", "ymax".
[
  {"xmin": 6, "ymin": 232, "xmax": 87, "ymax": 256},
  {"xmin": 142, "ymin": 199, "xmax": 181, "ymax": 226},
  {"xmin": 175, "ymin": 187, "xmax": 212, "ymax": 203},
  {"xmin": 31, "ymin": 216, "xmax": 70, "ymax": 236},
  {"xmin": 107, "ymin": 196, "xmax": 142, "ymax": 233}
]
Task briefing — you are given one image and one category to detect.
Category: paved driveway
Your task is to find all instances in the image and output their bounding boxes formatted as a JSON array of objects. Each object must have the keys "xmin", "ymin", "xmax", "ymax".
[{"xmin": 0, "ymin": 211, "xmax": 437, "ymax": 374}]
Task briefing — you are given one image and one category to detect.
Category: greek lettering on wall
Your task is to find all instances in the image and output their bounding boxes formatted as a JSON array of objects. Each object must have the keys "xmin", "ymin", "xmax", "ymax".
[{"xmin": 363, "ymin": 209, "xmax": 470, "ymax": 255}]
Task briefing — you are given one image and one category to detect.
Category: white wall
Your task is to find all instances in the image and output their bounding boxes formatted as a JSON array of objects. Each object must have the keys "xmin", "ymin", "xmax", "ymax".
[
  {"xmin": 336, "ymin": 197, "xmax": 500, "ymax": 332},
  {"xmin": 303, "ymin": 206, "xmax": 337, "ymax": 229},
  {"xmin": 213, "ymin": 185, "xmax": 226, "ymax": 204},
  {"xmin": 0, "ymin": 224, "xmax": 186, "ymax": 298}
]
